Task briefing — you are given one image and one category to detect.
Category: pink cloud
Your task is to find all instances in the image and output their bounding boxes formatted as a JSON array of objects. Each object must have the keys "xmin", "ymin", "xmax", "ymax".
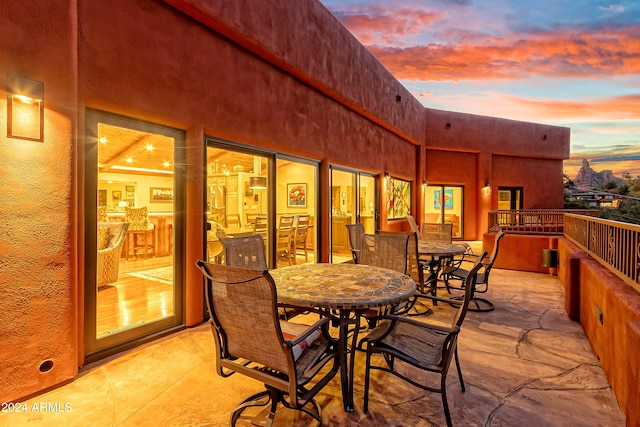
[
  {"xmin": 332, "ymin": 4, "xmax": 445, "ymax": 46},
  {"xmin": 364, "ymin": 26, "xmax": 640, "ymax": 81}
]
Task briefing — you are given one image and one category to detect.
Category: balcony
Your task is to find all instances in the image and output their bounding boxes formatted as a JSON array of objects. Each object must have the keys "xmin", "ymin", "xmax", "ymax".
[{"xmin": 2, "ymin": 246, "xmax": 626, "ymax": 426}]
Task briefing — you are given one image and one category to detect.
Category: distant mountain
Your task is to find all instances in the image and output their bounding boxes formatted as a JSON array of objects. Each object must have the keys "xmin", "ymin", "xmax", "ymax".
[{"xmin": 573, "ymin": 159, "xmax": 625, "ymax": 190}]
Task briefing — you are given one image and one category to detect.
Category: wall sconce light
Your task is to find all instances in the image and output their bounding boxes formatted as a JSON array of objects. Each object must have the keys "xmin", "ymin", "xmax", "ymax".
[
  {"xmin": 396, "ymin": 95, "xmax": 402, "ymax": 104},
  {"xmin": 542, "ymin": 134, "xmax": 547, "ymax": 140},
  {"xmin": 445, "ymin": 122, "xmax": 451, "ymax": 129},
  {"xmin": 249, "ymin": 176, "xmax": 267, "ymax": 189},
  {"xmin": 484, "ymin": 182, "xmax": 491, "ymax": 195},
  {"xmin": 7, "ymin": 75, "xmax": 44, "ymax": 142}
]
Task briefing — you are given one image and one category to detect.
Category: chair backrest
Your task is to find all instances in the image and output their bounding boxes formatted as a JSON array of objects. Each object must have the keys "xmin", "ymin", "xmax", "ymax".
[
  {"xmin": 405, "ymin": 215, "xmax": 420, "ymax": 234},
  {"xmin": 345, "ymin": 223, "xmax": 364, "ymax": 263},
  {"xmin": 221, "ymin": 235, "xmax": 268, "ymax": 270},
  {"xmin": 376, "ymin": 230, "xmax": 422, "ymax": 285},
  {"xmin": 253, "ymin": 215, "xmax": 268, "ymax": 237},
  {"xmin": 226, "ymin": 213, "xmax": 241, "ymax": 228},
  {"xmin": 97, "ymin": 206, "xmax": 108, "ymax": 222},
  {"xmin": 421, "ymin": 223, "xmax": 453, "ymax": 243},
  {"xmin": 293, "ymin": 215, "xmax": 310, "ymax": 245},
  {"xmin": 452, "ymin": 251, "xmax": 488, "ymax": 327},
  {"xmin": 359, "ymin": 232, "xmax": 411, "ymax": 275},
  {"xmin": 487, "ymin": 230, "xmax": 506, "ymax": 265},
  {"xmin": 276, "ymin": 215, "xmax": 295, "ymax": 246},
  {"xmin": 209, "ymin": 206, "xmax": 227, "ymax": 226},
  {"xmin": 195, "ymin": 261, "xmax": 291, "ymax": 374},
  {"xmin": 125, "ymin": 206, "xmax": 153, "ymax": 231},
  {"xmin": 480, "ymin": 230, "xmax": 506, "ymax": 282}
]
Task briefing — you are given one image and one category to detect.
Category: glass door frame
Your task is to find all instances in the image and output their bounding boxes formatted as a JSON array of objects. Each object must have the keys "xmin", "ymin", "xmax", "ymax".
[
  {"xmin": 423, "ymin": 184, "xmax": 464, "ymax": 239},
  {"xmin": 329, "ymin": 165, "xmax": 379, "ymax": 262},
  {"xmin": 84, "ymin": 109, "xmax": 186, "ymax": 361},
  {"xmin": 204, "ymin": 137, "xmax": 320, "ymax": 269}
]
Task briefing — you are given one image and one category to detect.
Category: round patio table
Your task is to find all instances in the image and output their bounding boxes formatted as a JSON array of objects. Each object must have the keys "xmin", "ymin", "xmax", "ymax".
[
  {"xmin": 269, "ymin": 263, "xmax": 416, "ymax": 412},
  {"xmin": 417, "ymin": 241, "xmax": 467, "ymax": 297}
]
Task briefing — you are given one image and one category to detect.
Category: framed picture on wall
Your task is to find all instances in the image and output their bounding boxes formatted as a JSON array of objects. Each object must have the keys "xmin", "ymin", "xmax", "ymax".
[
  {"xmin": 287, "ymin": 183, "xmax": 307, "ymax": 207},
  {"xmin": 386, "ymin": 177, "xmax": 411, "ymax": 219},
  {"xmin": 434, "ymin": 189, "xmax": 453, "ymax": 209},
  {"xmin": 112, "ymin": 191, "xmax": 122, "ymax": 201},
  {"xmin": 150, "ymin": 187, "xmax": 173, "ymax": 203}
]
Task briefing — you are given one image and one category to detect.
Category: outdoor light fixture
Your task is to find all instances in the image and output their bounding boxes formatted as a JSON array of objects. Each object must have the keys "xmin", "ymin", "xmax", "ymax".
[
  {"xmin": 384, "ymin": 171, "xmax": 390, "ymax": 177},
  {"xmin": 542, "ymin": 134, "xmax": 548, "ymax": 140},
  {"xmin": 7, "ymin": 75, "xmax": 44, "ymax": 142},
  {"xmin": 445, "ymin": 122, "xmax": 451, "ymax": 129},
  {"xmin": 484, "ymin": 182, "xmax": 491, "ymax": 195},
  {"xmin": 396, "ymin": 95, "xmax": 402, "ymax": 103},
  {"xmin": 249, "ymin": 176, "xmax": 267, "ymax": 189}
]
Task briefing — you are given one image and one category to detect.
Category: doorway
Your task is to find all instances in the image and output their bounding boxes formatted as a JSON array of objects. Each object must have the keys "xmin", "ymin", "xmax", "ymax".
[
  {"xmin": 329, "ymin": 167, "xmax": 378, "ymax": 263},
  {"xmin": 423, "ymin": 185, "xmax": 463, "ymax": 239},
  {"xmin": 498, "ymin": 186, "xmax": 523, "ymax": 210},
  {"xmin": 205, "ymin": 140, "xmax": 318, "ymax": 269},
  {"xmin": 84, "ymin": 110, "xmax": 185, "ymax": 360}
]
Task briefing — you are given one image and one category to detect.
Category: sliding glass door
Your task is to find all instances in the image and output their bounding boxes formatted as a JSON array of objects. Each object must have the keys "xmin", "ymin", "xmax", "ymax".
[
  {"xmin": 205, "ymin": 140, "xmax": 318, "ymax": 269},
  {"xmin": 330, "ymin": 167, "xmax": 378, "ymax": 263},
  {"xmin": 423, "ymin": 184, "xmax": 463, "ymax": 239}
]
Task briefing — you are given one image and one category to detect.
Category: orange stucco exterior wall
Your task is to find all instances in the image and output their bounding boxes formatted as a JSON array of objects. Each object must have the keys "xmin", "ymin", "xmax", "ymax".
[
  {"xmin": 1, "ymin": 0, "xmax": 570, "ymax": 403},
  {"xmin": 575, "ymin": 257, "xmax": 640, "ymax": 426},
  {"xmin": 0, "ymin": 0, "xmax": 79, "ymax": 403}
]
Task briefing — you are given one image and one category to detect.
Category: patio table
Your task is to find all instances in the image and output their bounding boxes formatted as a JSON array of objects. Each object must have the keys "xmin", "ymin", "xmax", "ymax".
[
  {"xmin": 269, "ymin": 263, "xmax": 416, "ymax": 412},
  {"xmin": 418, "ymin": 241, "xmax": 467, "ymax": 297}
]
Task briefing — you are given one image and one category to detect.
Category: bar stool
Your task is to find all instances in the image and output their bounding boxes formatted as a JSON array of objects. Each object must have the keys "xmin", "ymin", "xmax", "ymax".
[{"xmin": 124, "ymin": 206, "xmax": 155, "ymax": 259}]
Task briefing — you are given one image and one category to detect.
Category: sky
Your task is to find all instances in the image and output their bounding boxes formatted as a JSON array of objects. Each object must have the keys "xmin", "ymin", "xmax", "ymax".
[{"xmin": 318, "ymin": 0, "xmax": 640, "ymax": 179}]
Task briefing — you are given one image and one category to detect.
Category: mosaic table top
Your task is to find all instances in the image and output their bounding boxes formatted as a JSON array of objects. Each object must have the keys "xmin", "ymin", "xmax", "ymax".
[{"xmin": 269, "ymin": 263, "xmax": 416, "ymax": 310}]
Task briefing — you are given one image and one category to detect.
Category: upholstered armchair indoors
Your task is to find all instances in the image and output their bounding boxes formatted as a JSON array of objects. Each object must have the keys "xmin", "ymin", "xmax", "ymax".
[
  {"xmin": 97, "ymin": 222, "xmax": 129, "ymax": 288},
  {"xmin": 195, "ymin": 261, "xmax": 340, "ymax": 426}
]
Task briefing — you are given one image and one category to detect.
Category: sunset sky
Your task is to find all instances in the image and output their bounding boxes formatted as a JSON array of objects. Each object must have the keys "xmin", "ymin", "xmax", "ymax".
[{"xmin": 319, "ymin": 0, "xmax": 640, "ymax": 179}]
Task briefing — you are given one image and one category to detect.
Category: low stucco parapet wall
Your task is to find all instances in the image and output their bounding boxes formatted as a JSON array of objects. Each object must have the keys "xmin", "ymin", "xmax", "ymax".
[
  {"xmin": 576, "ymin": 254, "xmax": 640, "ymax": 426},
  {"xmin": 482, "ymin": 232, "xmax": 558, "ymax": 274}
]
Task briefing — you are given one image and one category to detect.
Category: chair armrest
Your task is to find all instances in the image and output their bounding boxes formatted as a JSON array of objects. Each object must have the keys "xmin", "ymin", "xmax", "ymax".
[
  {"xmin": 281, "ymin": 315, "xmax": 332, "ymax": 347},
  {"xmin": 362, "ymin": 314, "xmax": 459, "ymax": 346}
]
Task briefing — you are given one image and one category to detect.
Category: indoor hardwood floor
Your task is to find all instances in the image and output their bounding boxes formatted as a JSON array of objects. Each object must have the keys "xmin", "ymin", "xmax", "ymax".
[{"xmin": 97, "ymin": 256, "xmax": 174, "ymax": 337}]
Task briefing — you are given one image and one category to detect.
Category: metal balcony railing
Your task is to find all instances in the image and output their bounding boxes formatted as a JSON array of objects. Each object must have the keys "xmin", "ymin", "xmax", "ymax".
[
  {"xmin": 564, "ymin": 214, "xmax": 640, "ymax": 290},
  {"xmin": 488, "ymin": 209, "xmax": 599, "ymax": 234}
]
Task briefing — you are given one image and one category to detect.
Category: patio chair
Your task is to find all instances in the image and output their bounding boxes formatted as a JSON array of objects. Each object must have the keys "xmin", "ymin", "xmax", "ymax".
[
  {"xmin": 405, "ymin": 215, "xmax": 420, "ymax": 234},
  {"xmin": 358, "ymin": 232, "xmax": 427, "ymax": 321},
  {"xmin": 421, "ymin": 222, "xmax": 453, "ymax": 243},
  {"xmin": 195, "ymin": 261, "xmax": 340, "ymax": 426},
  {"xmin": 221, "ymin": 235, "xmax": 268, "ymax": 270},
  {"xmin": 376, "ymin": 230, "xmax": 431, "ymax": 316},
  {"xmin": 359, "ymin": 253, "xmax": 486, "ymax": 427},
  {"xmin": 441, "ymin": 230, "xmax": 506, "ymax": 312},
  {"xmin": 345, "ymin": 223, "xmax": 364, "ymax": 263},
  {"xmin": 222, "ymin": 234, "xmax": 304, "ymax": 320}
]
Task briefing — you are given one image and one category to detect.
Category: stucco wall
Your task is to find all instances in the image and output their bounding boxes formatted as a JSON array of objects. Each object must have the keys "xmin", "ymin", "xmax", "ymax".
[
  {"xmin": 577, "ymin": 257, "xmax": 640, "ymax": 425},
  {"xmin": 492, "ymin": 155, "xmax": 564, "ymax": 208},
  {"xmin": 0, "ymin": 0, "xmax": 78, "ymax": 403},
  {"xmin": 426, "ymin": 149, "xmax": 478, "ymax": 239}
]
